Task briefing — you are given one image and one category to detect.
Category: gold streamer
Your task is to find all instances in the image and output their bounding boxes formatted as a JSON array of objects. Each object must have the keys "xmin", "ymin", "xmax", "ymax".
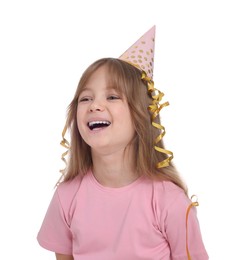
[
  {"xmin": 141, "ymin": 71, "xmax": 173, "ymax": 168},
  {"xmin": 59, "ymin": 123, "xmax": 70, "ymax": 175},
  {"xmin": 186, "ymin": 195, "xmax": 199, "ymax": 260}
]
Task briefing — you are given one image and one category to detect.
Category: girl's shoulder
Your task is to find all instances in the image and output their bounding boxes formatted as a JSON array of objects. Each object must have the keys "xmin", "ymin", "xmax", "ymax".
[
  {"xmin": 55, "ymin": 174, "xmax": 83, "ymax": 212},
  {"xmin": 153, "ymin": 179, "xmax": 183, "ymax": 192},
  {"xmin": 57, "ymin": 174, "xmax": 83, "ymax": 195},
  {"xmin": 150, "ymin": 179, "xmax": 189, "ymax": 211},
  {"xmin": 146, "ymin": 177, "xmax": 185, "ymax": 196}
]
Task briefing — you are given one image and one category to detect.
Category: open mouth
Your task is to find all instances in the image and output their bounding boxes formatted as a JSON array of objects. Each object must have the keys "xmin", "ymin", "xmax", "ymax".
[{"xmin": 88, "ymin": 120, "xmax": 111, "ymax": 130}]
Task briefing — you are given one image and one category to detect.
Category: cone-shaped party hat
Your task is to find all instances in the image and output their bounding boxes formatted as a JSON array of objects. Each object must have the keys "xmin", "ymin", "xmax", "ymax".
[{"xmin": 119, "ymin": 25, "xmax": 155, "ymax": 79}]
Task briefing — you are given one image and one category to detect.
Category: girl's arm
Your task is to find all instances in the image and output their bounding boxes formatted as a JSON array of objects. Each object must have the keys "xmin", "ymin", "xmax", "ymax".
[{"xmin": 55, "ymin": 253, "xmax": 74, "ymax": 260}]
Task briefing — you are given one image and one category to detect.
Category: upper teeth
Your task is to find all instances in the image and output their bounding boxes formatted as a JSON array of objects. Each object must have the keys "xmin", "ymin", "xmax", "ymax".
[{"xmin": 88, "ymin": 121, "xmax": 111, "ymax": 126}]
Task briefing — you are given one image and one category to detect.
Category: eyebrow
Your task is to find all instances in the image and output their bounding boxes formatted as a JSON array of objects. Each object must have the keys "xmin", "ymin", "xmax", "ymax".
[
  {"xmin": 80, "ymin": 85, "xmax": 119, "ymax": 92},
  {"xmin": 80, "ymin": 87, "xmax": 91, "ymax": 92}
]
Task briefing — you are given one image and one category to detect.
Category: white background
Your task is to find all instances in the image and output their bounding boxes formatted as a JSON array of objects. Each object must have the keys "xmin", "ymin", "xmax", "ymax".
[{"xmin": 0, "ymin": 0, "xmax": 241, "ymax": 259}]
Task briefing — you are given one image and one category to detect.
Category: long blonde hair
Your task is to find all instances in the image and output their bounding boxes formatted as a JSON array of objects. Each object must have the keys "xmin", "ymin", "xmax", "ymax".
[{"xmin": 61, "ymin": 58, "xmax": 187, "ymax": 194}]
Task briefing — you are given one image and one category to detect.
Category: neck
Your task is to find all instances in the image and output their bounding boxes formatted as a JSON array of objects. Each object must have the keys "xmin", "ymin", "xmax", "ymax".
[{"xmin": 91, "ymin": 146, "xmax": 139, "ymax": 188}]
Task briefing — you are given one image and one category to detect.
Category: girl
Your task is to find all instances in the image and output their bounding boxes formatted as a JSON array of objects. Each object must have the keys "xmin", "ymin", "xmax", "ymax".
[{"xmin": 37, "ymin": 26, "xmax": 208, "ymax": 260}]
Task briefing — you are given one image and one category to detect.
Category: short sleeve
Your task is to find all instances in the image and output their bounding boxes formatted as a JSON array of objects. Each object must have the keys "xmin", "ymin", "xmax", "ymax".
[
  {"xmin": 164, "ymin": 192, "xmax": 209, "ymax": 260},
  {"xmin": 37, "ymin": 189, "xmax": 73, "ymax": 255}
]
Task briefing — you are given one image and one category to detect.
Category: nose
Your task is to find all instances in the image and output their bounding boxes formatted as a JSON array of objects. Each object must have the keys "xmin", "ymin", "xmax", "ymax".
[{"xmin": 89, "ymin": 100, "xmax": 105, "ymax": 112}]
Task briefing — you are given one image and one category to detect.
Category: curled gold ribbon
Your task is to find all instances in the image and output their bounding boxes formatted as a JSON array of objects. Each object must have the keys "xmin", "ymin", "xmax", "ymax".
[
  {"xmin": 141, "ymin": 71, "xmax": 173, "ymax": 168},
  {"xmin": 59, "ymin": 123, "xmax": 70, "ymax": 175},
  {"xmin": 186, "ymin": 195, "xmax": 199, "ymax": 260}
]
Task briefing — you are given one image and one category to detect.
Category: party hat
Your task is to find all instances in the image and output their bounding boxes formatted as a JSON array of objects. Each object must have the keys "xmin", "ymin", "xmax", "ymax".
[{"xmin": 119, "ymin": 25, "xmax": 155, "ymax": 79}]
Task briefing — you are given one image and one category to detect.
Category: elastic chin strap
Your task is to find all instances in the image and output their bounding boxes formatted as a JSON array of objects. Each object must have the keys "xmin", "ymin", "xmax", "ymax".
[{"xmin": 141, "ymin": 71, "xmax": 173, "ymax": 168}]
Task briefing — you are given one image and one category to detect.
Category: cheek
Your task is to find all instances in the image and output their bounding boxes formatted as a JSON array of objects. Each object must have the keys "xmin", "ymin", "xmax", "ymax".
[
  {"xmin": 121, "ymin": 109, "xmax": 135, "ymax": 132},
  {"xmin": 76, "ymin": 109, "xmax": 85, "ymax": 133}
]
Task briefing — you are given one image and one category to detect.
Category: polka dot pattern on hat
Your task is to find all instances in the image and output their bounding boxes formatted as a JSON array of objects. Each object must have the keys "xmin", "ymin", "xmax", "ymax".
[{"xmin": 119, "ymin": 26, "xmax": 155, "ymax": 79}]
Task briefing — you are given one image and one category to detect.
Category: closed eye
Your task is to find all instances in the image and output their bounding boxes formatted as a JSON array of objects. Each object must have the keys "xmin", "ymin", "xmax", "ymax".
[
  {"xmin": 79, "ymin": 97, "xmax": 92, "ymax": 102},
  {"xmin": 107, "ymin": 95, "xmax": 120, "ymax": 100}
]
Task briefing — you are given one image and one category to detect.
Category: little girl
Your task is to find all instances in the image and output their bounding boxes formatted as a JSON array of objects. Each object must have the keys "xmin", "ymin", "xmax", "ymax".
[{"xmin": 37, "ymin": 26, "xmax": 209, "ymax": 260}]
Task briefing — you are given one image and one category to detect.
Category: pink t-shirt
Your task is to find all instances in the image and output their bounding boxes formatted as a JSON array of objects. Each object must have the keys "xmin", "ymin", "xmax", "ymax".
[{"xmin": 37, "ymin": 171, "xmax": 208, "ymax": 259}]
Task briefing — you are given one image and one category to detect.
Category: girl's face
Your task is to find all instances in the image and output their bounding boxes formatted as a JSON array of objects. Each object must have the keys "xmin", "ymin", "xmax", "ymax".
[{"xmin": 77, "ymin": 65, "xmax": 135, "ymax": 155}]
